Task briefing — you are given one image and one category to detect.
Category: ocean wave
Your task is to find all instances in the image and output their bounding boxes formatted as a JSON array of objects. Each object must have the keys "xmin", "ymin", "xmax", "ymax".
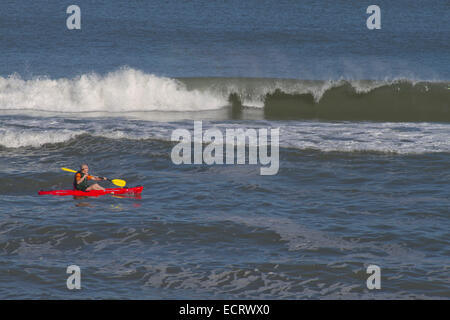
[
  {"xmin": 0, "ymin": 127, "xmax": 82, "ymax": 148},
  {"xmin": 0, "ymin": 68, "xmax": 448, "ymax": 121},
  {"xmin": 262, "ymin": 80, "xmax": 450, "ymax": 121},
  {"xmin": 0, "ymin": 68, "xmax": 226, "ymax": 112},
  {"xmin": 1, "ymin": 119, "xmax": 450, "ymax": 154}
]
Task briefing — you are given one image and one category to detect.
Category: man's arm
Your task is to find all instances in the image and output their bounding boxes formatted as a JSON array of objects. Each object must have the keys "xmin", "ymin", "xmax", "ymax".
[{"xmin": 91, "ymin": 175, "xmax": 107, "ymax": 181}]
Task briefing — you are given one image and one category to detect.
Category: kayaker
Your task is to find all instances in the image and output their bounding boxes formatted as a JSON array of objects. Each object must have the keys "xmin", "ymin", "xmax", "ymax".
[{"xmin": 73, "ymin": 164, "xmax": 107, "ymax": 191}]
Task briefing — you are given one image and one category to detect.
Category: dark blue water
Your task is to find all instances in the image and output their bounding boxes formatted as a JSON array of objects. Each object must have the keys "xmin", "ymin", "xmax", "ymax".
[
  {"xmin": 2, "ymin": 0, "xmax": 449, "ymax": 79},
  {"xmin": 0, "ymin": 0, "xmax": 449, "ymax": 299}
]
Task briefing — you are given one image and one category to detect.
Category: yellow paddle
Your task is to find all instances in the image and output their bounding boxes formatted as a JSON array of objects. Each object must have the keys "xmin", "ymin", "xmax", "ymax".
[{"xmin": 61, "ymin": 167, "xmax": 126, "ymax": 187}]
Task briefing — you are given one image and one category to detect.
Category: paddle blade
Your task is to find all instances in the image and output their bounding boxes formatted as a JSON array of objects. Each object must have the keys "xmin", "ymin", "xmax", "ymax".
[
  {"xmin": 111, "ymin": 179, "xmax": 126, "ymax": 187},
  {"xmin": 61, "ymin": 167, "xmax": 77, "ymax": 173}
]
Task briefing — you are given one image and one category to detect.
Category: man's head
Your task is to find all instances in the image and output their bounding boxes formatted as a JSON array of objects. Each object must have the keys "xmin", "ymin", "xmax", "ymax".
[{"xmin": 80, "ymin": 164, "xmax": 89, "ymax": 173}]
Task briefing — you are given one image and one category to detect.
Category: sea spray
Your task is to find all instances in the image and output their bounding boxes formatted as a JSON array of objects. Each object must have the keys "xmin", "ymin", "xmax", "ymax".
[
  {"xmin": 0, "ymin": 68, "xmax": 226, "ymax": 112},
  {"xmin": 0, "ymin": 69, "xmax": 448, "ymax": 121}
]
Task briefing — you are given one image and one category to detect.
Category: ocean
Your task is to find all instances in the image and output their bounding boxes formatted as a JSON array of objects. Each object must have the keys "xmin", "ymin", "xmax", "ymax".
[{"xmin": 0, "ymin": 0, "xmax": 449, "ymax": 299}]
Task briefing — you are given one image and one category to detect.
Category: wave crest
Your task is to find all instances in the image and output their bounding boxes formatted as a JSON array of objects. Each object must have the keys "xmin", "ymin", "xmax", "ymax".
[
  {"xmin": 0, "ymin": 68, "xmax": 226, "ymax": 112},
  {"xmin": 0, "ymin": 68, "xmax": 448, "ymax": 121}
]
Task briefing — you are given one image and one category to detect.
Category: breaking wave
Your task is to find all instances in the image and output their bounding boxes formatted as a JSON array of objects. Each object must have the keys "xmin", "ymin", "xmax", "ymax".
[
  {"xmin": 0, "ymin": 67, "xmax": 448, "ymax": 121},
  {"xmin": 0, "ymin": 68, "xmax": 226, "ymax": 112}
]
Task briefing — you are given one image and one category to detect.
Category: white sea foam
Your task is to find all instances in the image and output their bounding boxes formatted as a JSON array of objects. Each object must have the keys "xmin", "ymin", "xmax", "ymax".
[
  {"xmin": 0, "ymin": 68, "xmax": 434, "ymax": 114},
  {"xmin": 1, "ymin": 117, "xmax": 450, "ymax": 154},
  {"xmin": 0, "ymin": 128, "xmax": 82, "ymax": 148},
  {"xmin": 0, "ymin": 68, "xmax": 227, "ymax": 112}
]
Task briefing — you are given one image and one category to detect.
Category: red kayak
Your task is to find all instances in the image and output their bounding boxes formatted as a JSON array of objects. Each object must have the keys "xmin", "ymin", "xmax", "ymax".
[{"xmin": 38, "ymin": 186, "xmax": 143, "ymax": 197}]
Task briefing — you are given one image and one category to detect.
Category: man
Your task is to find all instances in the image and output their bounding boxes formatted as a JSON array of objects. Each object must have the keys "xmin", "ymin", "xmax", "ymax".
[{"xmin": 73, "ymin": 164, "xmax": 107, "ymax": 191}]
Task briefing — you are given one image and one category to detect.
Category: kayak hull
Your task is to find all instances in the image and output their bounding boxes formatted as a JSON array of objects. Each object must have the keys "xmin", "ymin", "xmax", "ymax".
[{"xmin": 38, "ymin": 186, "xmax": 143, "ymax": 197}]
